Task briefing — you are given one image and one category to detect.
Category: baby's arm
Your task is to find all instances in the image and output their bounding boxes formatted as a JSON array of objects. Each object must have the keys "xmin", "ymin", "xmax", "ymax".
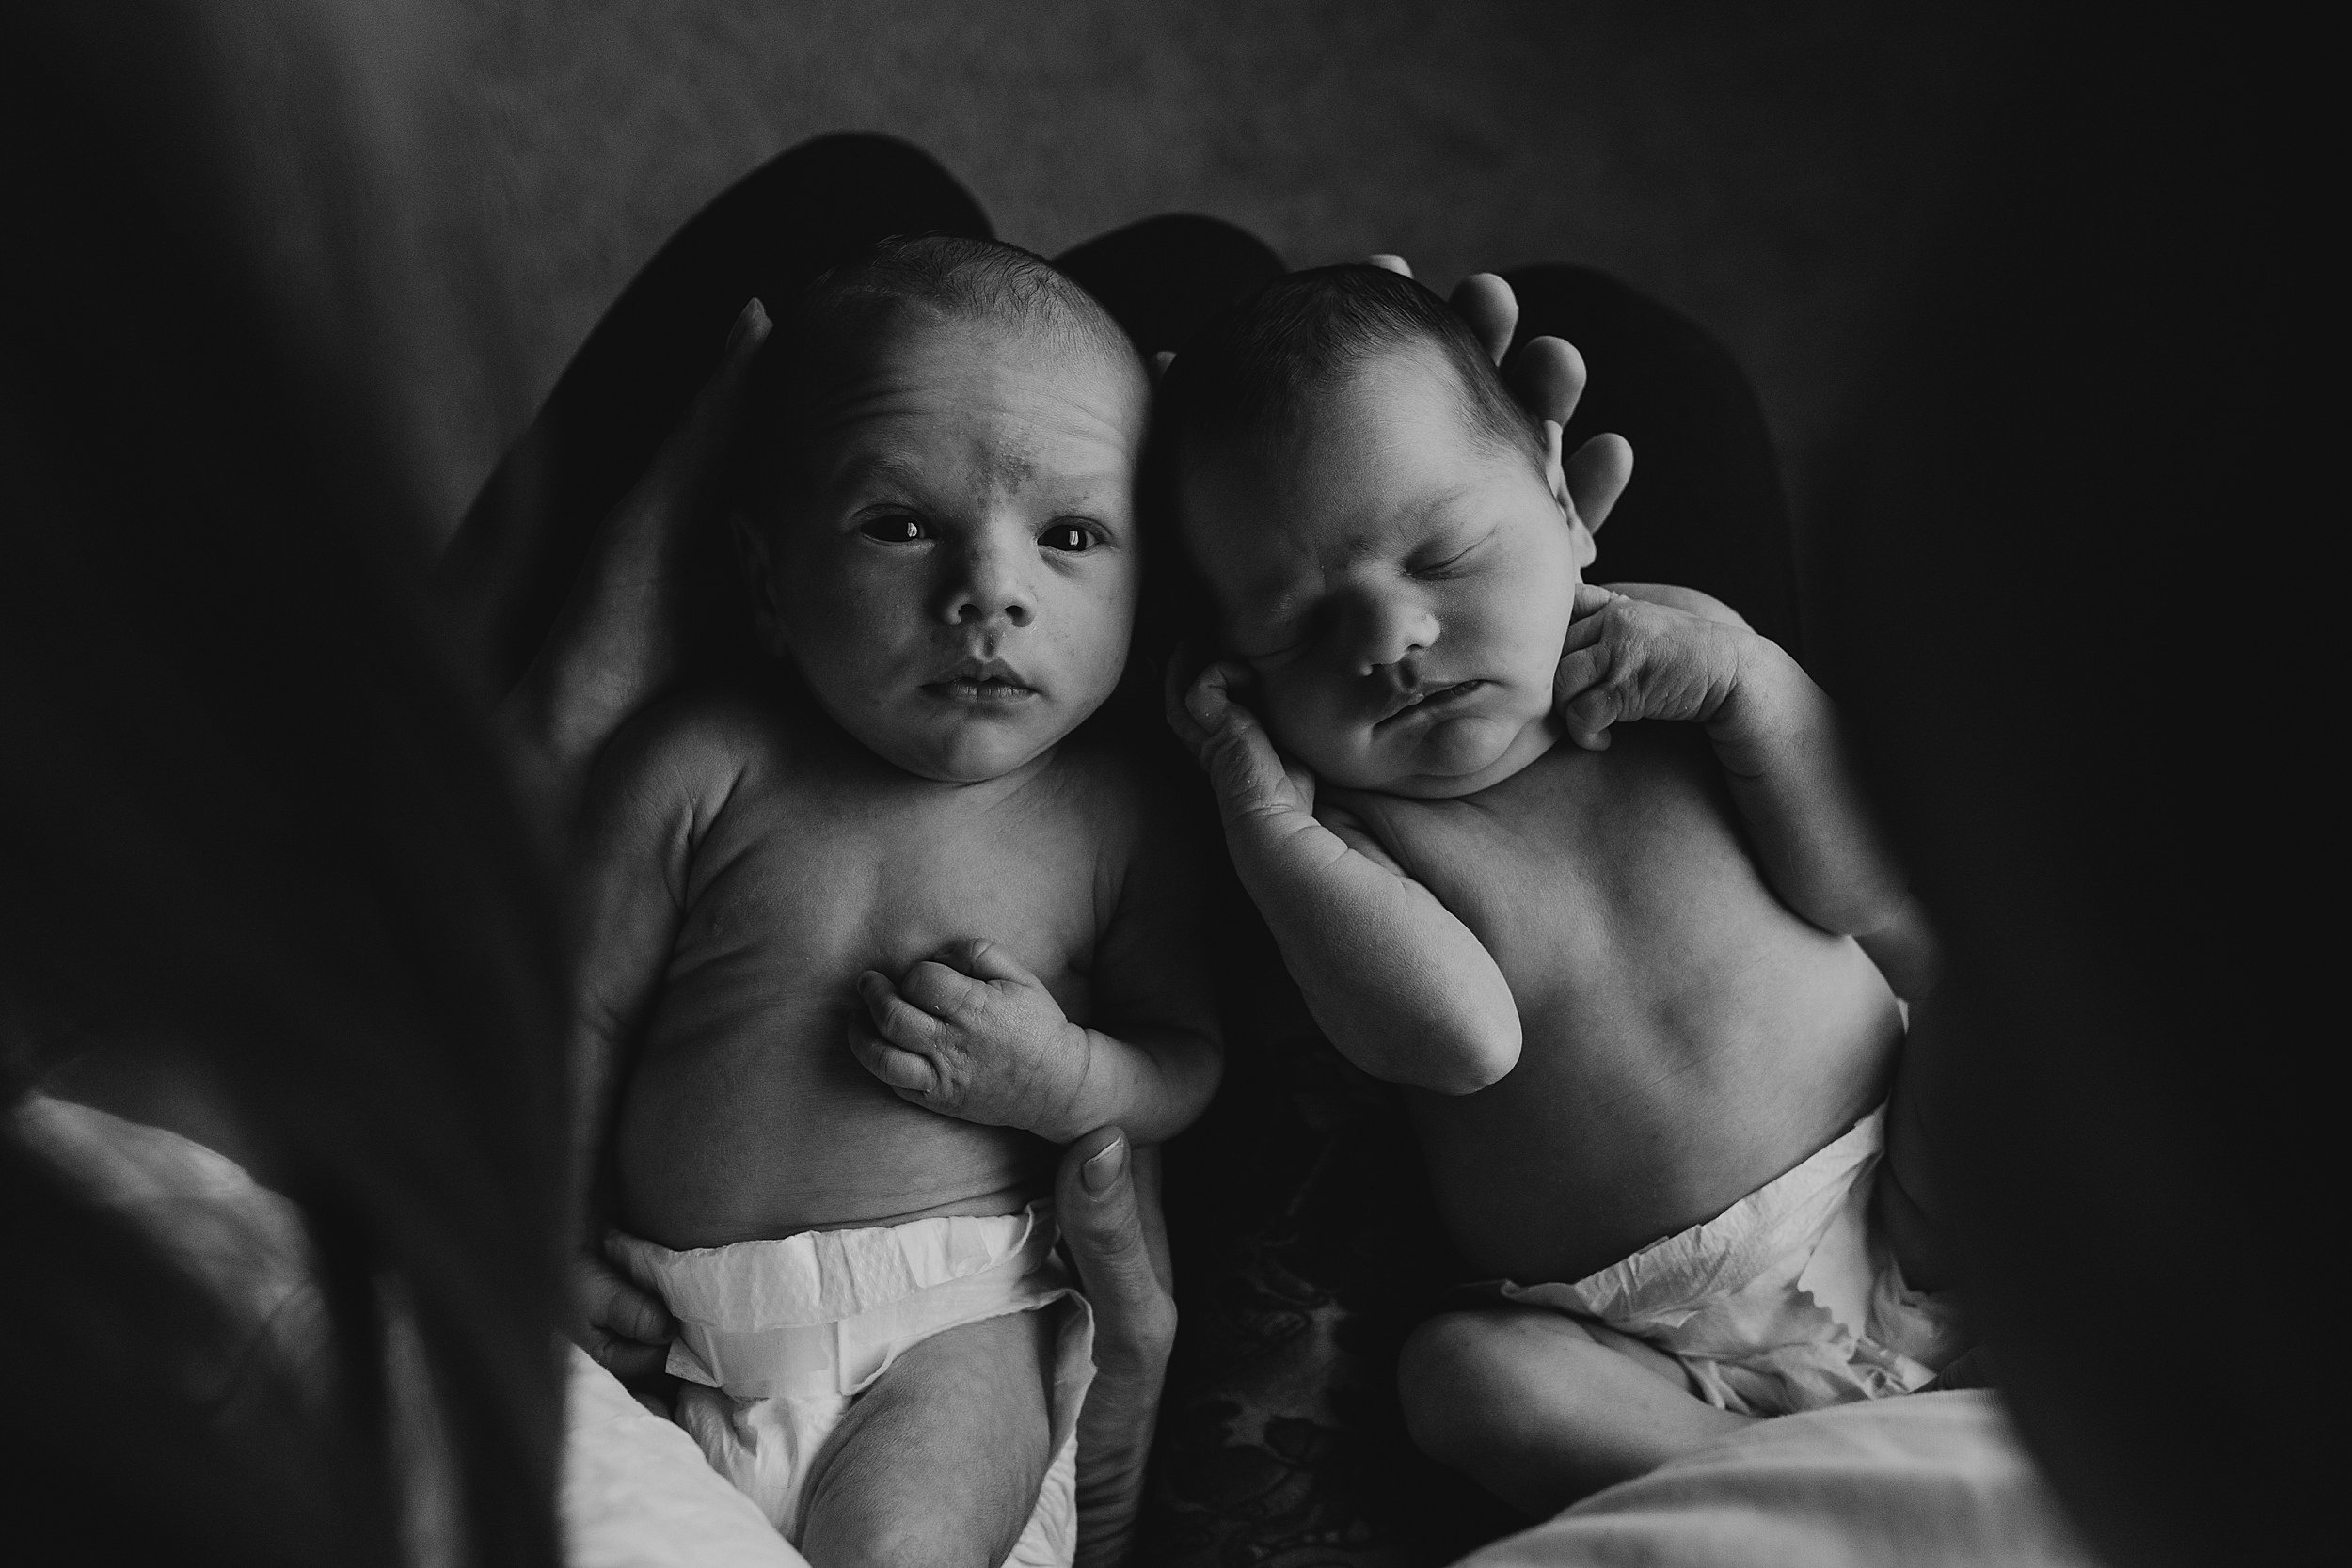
[
  {"xmin": 1166, "ymin": 661, "xmax": 1521, "ymax": 1094},
  {"xmin": 1554, "ymin": 584, "xmax": 1931, "ymax": 981},
  {"xmin": 846, "ymin": 793, "xmax": 1223, "ymax": 1146}
]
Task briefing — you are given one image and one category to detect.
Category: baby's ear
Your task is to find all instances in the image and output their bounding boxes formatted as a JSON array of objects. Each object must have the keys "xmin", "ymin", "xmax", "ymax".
[
  {"xmin": 1543, "ymin": 420, "xmax": 1601, "ymax": 570},
  {"xmin": 727, "ymin": 507, "xmax": 787, "ymax": 653}
]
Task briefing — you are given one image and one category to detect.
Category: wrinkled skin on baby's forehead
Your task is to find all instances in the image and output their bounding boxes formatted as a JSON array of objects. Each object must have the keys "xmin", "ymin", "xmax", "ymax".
[{"xmin": 763, "ymin": 299, "xmax": 1149, "ymax": 479}]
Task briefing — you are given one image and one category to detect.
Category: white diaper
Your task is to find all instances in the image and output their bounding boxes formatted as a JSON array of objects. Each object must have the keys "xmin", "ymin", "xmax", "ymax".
[
  {"xmin": 1478, "ymin": 1108, "xmax": 1967, "ymax": 1416},
  {"xmin": 610, "ymin": 1205, "xmax": 1093, "ymax": 1566}
]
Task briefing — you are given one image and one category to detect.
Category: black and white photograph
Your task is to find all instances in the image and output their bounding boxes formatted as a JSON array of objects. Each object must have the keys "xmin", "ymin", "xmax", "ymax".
[{"xmin": 2, "ymin": 5, "xmax": 2300, "ymax": 1565}]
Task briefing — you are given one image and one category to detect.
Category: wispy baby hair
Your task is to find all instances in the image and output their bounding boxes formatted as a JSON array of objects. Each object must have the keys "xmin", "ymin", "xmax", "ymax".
[{"xmin": 1154, "ymin": 262, "xmax": 1543, "ymax": 469}]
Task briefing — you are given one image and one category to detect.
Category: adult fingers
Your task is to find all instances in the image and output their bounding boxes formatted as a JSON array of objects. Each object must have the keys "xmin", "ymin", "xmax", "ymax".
[
  {"xmin": 1450, "ymin": 273, "xmax": 1519, "ymax": 365},
  {"xmin": 1364, "ymin": 253, "xmax": 1413, "ymax": 277},
  {"xmin": 1057, "ymin": 1130, "xmax": 1177, "ymax": 1366},
  {"xmin": 1508, "ymin": 334, "xmax": 1587, "ymax": 430},
  {"xmin": 846, "ymin": 1015, "xmax": 941, "ymax": 1095},
  {"xmin": 580, "ymin": 1249, "xmax": 676, "ymax": 1345},
  {"xmin": 639, "ymin": 298, "xmax": 771, "ymax": 494},
  {"xmin": 575, "ymin": 1253, "xmax": 673, "ymax": 1380},
  {"xmin": 1565, "ymin": 433, "xmax": 1634, "ymax": 531},
  {"xmin": 1060, "ymin": 1129, "xmax": 1175, "ymax": 1568}
]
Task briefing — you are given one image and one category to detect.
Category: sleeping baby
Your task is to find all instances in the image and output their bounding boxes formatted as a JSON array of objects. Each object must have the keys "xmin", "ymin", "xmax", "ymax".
[
  {"xmin": 567, "ymin": 236, "xmax": 1219, "ymax": 1567},
  {"xmin": 1159, "ymin": 265, "xmax": 1964, "ymax": 1513}
]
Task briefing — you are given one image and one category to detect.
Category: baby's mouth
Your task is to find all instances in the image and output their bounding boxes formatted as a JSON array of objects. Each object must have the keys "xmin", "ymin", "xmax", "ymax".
[
  {"xmin": 1373, "ymin": 679, "xmax": 1483, "ymax": 728},
  {"xmin": 924, "ymin": 658, "xmax": 1040, "ymax": 705}
]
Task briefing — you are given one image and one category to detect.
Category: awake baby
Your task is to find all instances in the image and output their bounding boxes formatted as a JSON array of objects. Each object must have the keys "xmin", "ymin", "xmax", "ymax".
[
  {"xmin": 568, "ymin": 236, "xmax": 1219, "ymax": 1567},
  {"xmin": 1160, "ymin": 265, "xmax": 1963, "ymax": 1513}
]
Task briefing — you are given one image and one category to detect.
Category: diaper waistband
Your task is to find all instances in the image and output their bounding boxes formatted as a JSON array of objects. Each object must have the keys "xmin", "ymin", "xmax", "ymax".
[
  {"xmin": 611, "ymin": 1204, "xmax": 1067, "ymax": 1401},
  {"xmin": 1543, "ymin": 1107, "xmax": 1886, "ymax": 1329}
]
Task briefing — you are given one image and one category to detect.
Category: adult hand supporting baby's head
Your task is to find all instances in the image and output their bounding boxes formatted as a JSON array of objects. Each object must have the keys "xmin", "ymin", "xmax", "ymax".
[
  {"xmin": 1366, "ymin": 255, "xmax": 1633, "ymax": 534},
  {"xmin": 1057, "ymin": 1127, "xmax": 1175, "ymax": 1568}
]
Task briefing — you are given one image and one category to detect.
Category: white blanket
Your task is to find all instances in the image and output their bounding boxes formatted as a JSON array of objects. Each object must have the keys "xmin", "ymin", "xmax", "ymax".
[{"xmin": 1454, "ymin": 1390, "xmax": 2094, "ymax": 1568}]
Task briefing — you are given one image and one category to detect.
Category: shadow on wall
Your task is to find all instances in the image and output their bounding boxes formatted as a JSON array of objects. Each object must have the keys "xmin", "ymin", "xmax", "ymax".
[{"xmin": 414, "ymin": 0, "xmax": 2001, "ymax": 555}]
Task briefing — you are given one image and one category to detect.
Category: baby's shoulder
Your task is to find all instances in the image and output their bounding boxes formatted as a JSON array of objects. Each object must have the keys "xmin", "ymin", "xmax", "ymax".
[{"xmin": 595, "ymin": 683, "xmax": 790, "ymax": 810}]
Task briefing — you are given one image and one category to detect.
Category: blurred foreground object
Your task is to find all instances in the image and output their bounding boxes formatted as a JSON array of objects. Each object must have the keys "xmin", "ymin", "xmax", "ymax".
[
  {"xmin": 3, "ymin": 4, "xmax": 566, "ymax": 1562},
  {"xmin": 1816, "ymin": 12, "xmax": 2312, "ymax": 1566}
]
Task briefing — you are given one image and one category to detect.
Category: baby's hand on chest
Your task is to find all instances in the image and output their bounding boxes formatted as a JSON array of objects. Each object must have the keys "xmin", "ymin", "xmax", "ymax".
[{"xmin": 843, "ymin": 935, "xmax": 1100, "ymax": 1141}]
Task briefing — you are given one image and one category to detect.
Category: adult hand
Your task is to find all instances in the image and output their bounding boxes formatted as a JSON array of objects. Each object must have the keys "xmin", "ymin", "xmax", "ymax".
[
  {"xmin": 501, "ymin": 297, "xmax": 771, "ymax": 833},
  {"xmin": 1364, "ymin": 255, "xmax": 1633, "ymax": 534},
  {"xmin": 574, "ymin": 1236, "xmax": 679, "ymax": 1414},
  {"xmin": 1057, "ymin": 1126, "xmax": 1177, "ymax": 1568}
]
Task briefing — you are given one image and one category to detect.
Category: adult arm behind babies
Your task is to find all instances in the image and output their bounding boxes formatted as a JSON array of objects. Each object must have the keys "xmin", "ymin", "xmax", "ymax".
[
  {"xmin": 1167, "ymin": 659, "xmax": 1521, "ymax": 1095},
  {"xmin": 561, "ymin": 704, "xmax": 733, "ymax": 1374}
]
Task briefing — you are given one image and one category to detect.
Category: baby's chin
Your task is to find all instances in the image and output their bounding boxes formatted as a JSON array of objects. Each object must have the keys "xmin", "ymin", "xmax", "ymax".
[
  {"xmin": 1320, "ymin": 711, "xmax": 1559, "ymax": 800},
  {"xmin": 845, "ymin": 697, "xmax": 1099, "ymax": 784}
]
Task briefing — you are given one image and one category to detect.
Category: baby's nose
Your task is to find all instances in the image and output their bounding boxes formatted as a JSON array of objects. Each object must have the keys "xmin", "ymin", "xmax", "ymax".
[
  {"xmin": 944, "ymin": 543, "xmax": 1036, "ymax": 628},
  {"xmin": 1347, "ymin": 591, "xmax": 1437, "ymax": 675}
]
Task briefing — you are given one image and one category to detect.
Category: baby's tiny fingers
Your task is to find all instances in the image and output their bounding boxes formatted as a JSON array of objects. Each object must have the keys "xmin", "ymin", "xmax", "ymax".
[
  {"xmin": 1553, "ymin": 643, "xmax": 1611, "ymax": 704},
  {"xmin": 1560, "ymin": 689, "xmax": 1622, "ymax": 751},
  {"xmin": 859, "ymin": 972, "xmax": 948, "ymax": 1047},
  {"xmin": 1571, "ymin": 582, "xmax": 1623, "ymax": 618},
  {"xmin": 900, "ymin": 959, "xmax": 988, "ymax": 1023},
  {"xmin": 848, "ymin": 1020, "xmax": 941, "ymax": 1095}
]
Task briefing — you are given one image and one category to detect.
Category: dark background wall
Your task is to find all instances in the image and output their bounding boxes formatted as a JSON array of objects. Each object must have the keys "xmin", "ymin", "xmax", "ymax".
[{"xmin": 411, "ymin": 0, "xmax": 1998, "ymax": 604}]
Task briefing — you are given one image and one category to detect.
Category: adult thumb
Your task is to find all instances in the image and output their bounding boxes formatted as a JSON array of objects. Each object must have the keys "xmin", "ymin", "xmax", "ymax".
[{"xmin": 1057, "ymin": 1128, "xmax": 1173, "ymax": 1341}]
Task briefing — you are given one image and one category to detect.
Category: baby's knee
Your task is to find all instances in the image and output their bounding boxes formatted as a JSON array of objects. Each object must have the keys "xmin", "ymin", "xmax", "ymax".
[
  {"xmin": 1400, "ymin": 1310, "xmax": 1525, "ymax": 1464},
  {"xmin": 803, "ymin": 1507, "xmax": 997, "ymax": 1568}
]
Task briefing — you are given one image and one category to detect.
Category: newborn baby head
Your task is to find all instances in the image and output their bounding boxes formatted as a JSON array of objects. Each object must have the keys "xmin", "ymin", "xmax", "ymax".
[
  {"xmin": 733, "ymin": 235, "xmax": 1149, "ymax": 783},
  {"xmin": 1161, "ymin": 264, "xmax": 1595, "ymax": 799}
]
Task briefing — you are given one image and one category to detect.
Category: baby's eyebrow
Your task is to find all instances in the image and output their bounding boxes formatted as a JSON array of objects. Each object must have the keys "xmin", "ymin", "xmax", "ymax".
[{"xmin": 832, "ymin": 451, "xmax": 930, "ymax": 493}]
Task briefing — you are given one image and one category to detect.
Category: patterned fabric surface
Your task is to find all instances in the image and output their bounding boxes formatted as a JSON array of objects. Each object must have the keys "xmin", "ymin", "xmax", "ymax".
[{"xmin": 1140, "ymin": 910, "xmax": 1524, "ymax": 1568}]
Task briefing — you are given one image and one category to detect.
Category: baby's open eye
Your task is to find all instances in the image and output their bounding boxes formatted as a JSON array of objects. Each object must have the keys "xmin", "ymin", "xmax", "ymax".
[
  {"xmin": 1039, "ymin": 522, "xmax": 1096, "ymax": 553},
  {"xmin": 857, "ymin": 514, "xmax": 929, "ymax": 544}
]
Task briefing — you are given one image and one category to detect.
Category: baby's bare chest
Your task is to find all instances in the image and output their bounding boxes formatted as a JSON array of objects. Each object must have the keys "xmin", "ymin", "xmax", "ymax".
[
  {"xmin": 1351, "ymin": 732, "xmax": 1774, "ymax": 1005},
  {"xmin": 673, "ymin": 783, "xmax": 1109, "ymax": 1021}
]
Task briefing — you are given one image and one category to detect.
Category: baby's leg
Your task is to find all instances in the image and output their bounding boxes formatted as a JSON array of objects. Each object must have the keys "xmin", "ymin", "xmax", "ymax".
[
  {"xmin": 796, "ymin": 1308, "xmax": 1055, "ymax": 1568},
  {"xmin": 1399, "ymin": 1307, "xmax": 1752, "ymax": 1516}
]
